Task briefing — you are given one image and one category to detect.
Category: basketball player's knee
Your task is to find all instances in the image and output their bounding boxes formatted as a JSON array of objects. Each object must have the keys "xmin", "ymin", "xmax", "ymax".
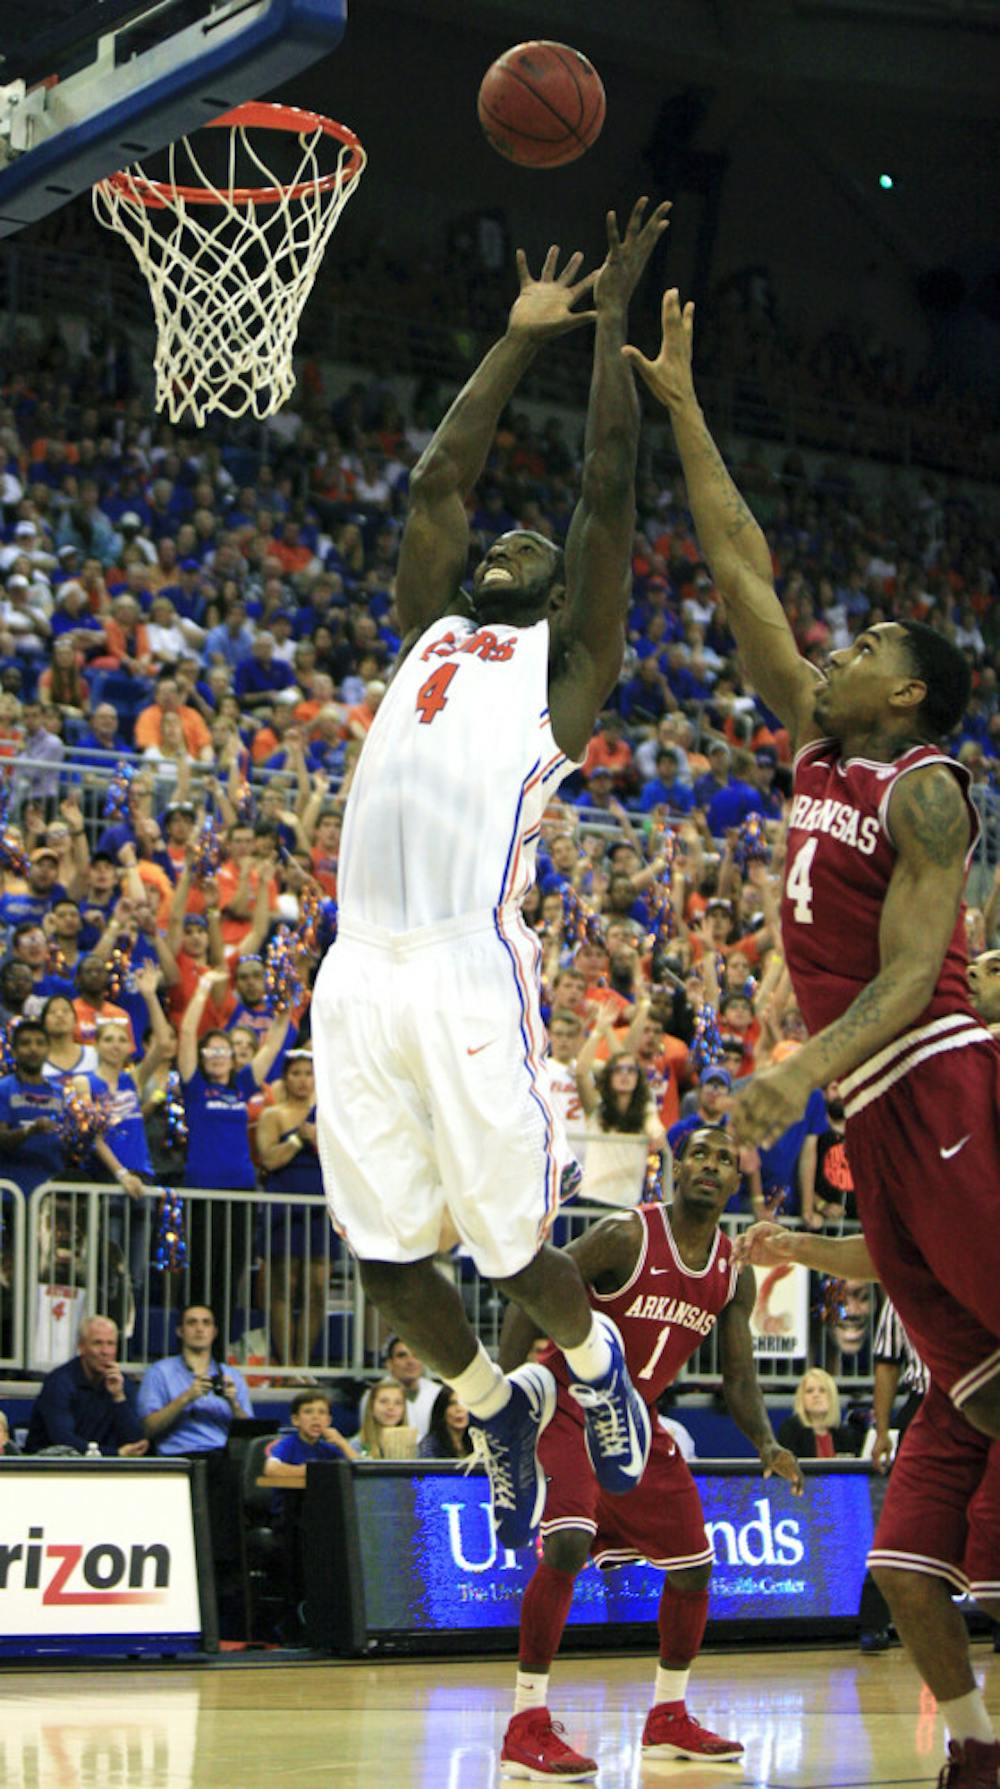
[
  {"xmin": 359, "ymin": 1257, "xmax": 426, "ymax": 1312},
  {"xmin": 960, "ymin": 1378, "xmax": 1000, "ymax": 1441},
  {"xmin": 666, "ymin": 1563, "xmax": 712, "ymax": 1595},
  {"xmin": 871, "ymin": 1564, "xmax": 932, "ymax": 1618},
  {"xmin": 542, "ymin": 1532, "xmax": 590, "ymax": 1576}
]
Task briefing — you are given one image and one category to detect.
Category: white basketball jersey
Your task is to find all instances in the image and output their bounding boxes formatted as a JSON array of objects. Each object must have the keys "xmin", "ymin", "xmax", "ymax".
[{"xmin": 338, "ymin": 614, "xmax": 579, "ymax": 931}]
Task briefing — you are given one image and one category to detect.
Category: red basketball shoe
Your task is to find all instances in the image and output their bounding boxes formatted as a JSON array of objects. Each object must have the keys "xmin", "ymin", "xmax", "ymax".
[
  {"xmin": 641, "ymin": 1700, "xmax": 744, "ymax": 1762},
  {"xmin": 938, "ymin": 1738, "xmax": 1000, "ymax": 1787},
  {"xmin": 500, "ymin": 1708, "xmax": 598, "ymax": 1781}
]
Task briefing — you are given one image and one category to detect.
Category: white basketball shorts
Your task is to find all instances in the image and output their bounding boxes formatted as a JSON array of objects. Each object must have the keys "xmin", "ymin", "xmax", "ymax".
[{"xmin": 311, "ymin": 904, "xmax": 575, "ymax": 1280}]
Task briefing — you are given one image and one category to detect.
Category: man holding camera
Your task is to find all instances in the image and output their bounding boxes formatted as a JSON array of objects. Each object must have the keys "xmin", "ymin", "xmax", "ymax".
[
  {"xmin": 137, "ymin": 1303, "xmax": 252, "ymax": 1452},
  {"xmin": 137, "ymin": 1303, "xmax": 253, "ymax": 1638}
]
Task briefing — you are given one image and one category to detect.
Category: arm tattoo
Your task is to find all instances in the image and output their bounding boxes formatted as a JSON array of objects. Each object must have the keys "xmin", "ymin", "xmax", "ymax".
[
  {"xmin": 693, "ymin": 415, "xmax": 756, "ymax": 541},
  {"xmin": 892, "ymin": 770, "xmax": 969, "ymax": 869}
]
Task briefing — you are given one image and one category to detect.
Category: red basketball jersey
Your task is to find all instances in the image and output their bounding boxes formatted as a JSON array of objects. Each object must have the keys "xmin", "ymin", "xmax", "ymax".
[
  {"xmin": 544, "ymin": 1203, "xmax": 739, "ymax": 1409},
  {"xmin": 782, "ymin": 740, "xmax": 980, "ymax": 1037}
]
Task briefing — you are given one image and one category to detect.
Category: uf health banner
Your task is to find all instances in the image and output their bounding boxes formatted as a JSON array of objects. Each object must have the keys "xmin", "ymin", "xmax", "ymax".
[
  {"xmin": 357, "ymin": 1468, "xmax": 874, "ymax": 1635},
  {"xmin": 0, "ymin": 1468, "xmax": 201, "ymax": 1645}
]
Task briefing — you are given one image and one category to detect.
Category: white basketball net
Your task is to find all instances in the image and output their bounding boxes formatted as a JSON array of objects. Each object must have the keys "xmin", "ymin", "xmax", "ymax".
[{"xmin": 93, "ymin": 109, "xmax": 365, "ymax": 427}]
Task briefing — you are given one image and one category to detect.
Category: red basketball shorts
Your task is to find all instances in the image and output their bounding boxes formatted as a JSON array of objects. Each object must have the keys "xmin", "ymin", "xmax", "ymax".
[
  {"xmin": 868, "ymin": 1380, "xmax": 1000, "ymax": 1599},
  {"xmin": 538, "ymin": 1396, "xmax": 713, "ymax": 1572},
  {"xmin": 843, "ymin": 1032, "xmax": 1000, "ymax": 1408}
]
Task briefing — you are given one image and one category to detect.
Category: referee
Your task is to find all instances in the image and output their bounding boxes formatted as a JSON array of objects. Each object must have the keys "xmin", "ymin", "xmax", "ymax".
[{"xmin": 859, "ymin": 1297, "xmax": 928, "ymax": 1652}]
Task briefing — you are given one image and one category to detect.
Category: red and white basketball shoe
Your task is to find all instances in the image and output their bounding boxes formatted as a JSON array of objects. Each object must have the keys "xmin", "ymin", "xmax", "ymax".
[
  {"xmin": 938, "ymin": 1737, "xmax": 1000, "ymax": 1787},
  {"xmin": 641, "ymin": 1700, "xmax": 744, "ymax": 1762},
  {"xmin": 500, "ymin": 1708, "xmax": 598, "ymax": 1781}
]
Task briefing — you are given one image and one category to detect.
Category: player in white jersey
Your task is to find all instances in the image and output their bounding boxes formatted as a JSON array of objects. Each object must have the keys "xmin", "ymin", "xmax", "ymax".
[{"xmin": 312, "ymin": 200, "xmax": 670, "ymax": 1549}]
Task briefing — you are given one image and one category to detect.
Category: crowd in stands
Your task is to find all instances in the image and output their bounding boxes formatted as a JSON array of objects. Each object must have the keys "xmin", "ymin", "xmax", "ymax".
[{"xmin": 0, "ymin": 318, "xmax": 998, "ymax": 1401}]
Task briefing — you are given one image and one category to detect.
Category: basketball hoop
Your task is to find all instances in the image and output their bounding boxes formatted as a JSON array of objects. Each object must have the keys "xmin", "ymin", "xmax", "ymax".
[{"xmin": 93, "ymin": 102, "xmax": 366, "ymax": 427}]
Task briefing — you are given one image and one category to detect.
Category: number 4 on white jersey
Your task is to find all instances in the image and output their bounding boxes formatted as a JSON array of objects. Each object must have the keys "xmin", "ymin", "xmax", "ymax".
[{"xmin": 786, "ymin": 837, "xmax": 818, "ymax": 924}]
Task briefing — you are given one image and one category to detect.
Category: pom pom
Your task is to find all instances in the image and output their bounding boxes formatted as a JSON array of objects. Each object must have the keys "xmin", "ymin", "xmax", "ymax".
[
  {"xmin": 733, "ymin": 813, "xmax": 771, "ymax": 872},
  {"xmin": 234, "ymin": 779, "xmax": 256, "ymax": 827},
  {"xmin": 264, "ymin": 926, "xmax": 304, "ymax": 1016},
  {"xmin": 162, "ymin": 1069, "xmax": 188, "ymax": 1152},
  {"xmin": 105, "ymin": 940, "xmax": 133, "ymax": 1002},
  {"xmin": 297, "ymin": 883, "xmax": 323, "ymax": 958},
  {"xmin": 59, "ymin": 1086, "xmax": 112, "ymax": 1166},
  {"xmin": 103, "ymin": 760, "xmax": 136, "ymax": 821},
  {"xmin": 153, "ymin": 1187, "xmax": 188, "ymax": 1271},
  {"xmin": 690, "ymin": 1002, "xmax": 724, "ymax": 1074},
  {"xmin": 191, "ymin": 812, "xmax": 223, "ymax": 884},
  {"xmin": 643, "ymin": 1147, "xmax": 664, "ymax": 1202},
  {"xmin": 0, "ymin": 830, "xmax": 29, "ymax": 878},
  {"xmin": 817, "ymin": 1274, "xmax": 848, "ymax": 1326},
  {"xmin": 0, "ymin": 1018, "xmax": 19, "ymax": 1073}
]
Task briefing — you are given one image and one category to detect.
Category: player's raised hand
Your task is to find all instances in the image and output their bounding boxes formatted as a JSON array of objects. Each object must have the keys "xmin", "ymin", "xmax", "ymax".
[
  {"xmin": 732, "ymin": 1220, "xmax": 798, "ymax": 1270},
  {"xmin": 594, "ymin": 197, "xmax": 672, "ymax": 315},
  {"xmin": 507, "ymin": 245, "xmax": 598, "ymax": 340},
  {"xmin": 761, "ymin": 1440, "xmax": 805, "ymax": 1498},
  {"xmin": 730, "ymin": 1057, "xmax": 812, "ymax": 1150},
  {"xmin": 622, "ymin": 287, "xmax": 696, "ymax": 412}
]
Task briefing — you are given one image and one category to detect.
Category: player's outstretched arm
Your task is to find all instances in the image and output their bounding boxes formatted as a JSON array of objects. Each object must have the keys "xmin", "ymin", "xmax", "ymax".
[
  {"xmin": 731, "ymin": 764, "xmax": 971, "ymax": 1148},
  {"xmin": 717, "ymin": 1269, "xmax": 805, "ymax": 1495},
  {"xmin": 395, "ymin": 246, "xmax": 599, "ymax": 640},
  {"xmin": 733, "ymin": 1221, "xmax": 877, "ymax": 1281},
  {"xmin": 550, "ymin": 198, "xmax": 672, "ymax": 761},
  {"xmin": 623, "ymin": 290, "xmax": 822, "ymax": 746}
]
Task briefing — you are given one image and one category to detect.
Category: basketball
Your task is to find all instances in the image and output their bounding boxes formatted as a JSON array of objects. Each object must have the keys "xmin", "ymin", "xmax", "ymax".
[{"xmin": 477, "ymin": 41, "xmax": 606, "ymax": 169}]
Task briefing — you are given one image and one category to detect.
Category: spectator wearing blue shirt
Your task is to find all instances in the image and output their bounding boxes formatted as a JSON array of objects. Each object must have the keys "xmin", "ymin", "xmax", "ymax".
[
  {"xmin": 262, "ymin": 1389, "xmax": 357, "ymax": 1637},
  {"xmin": 0, "ymin": 1019, "xmax": 67, "ymax": 1192},
  {"xmin": 137, "ymin": 1302, "xmax": 252, "ymax": 1637},
  {"xmin": 638, "ymin": 748, "xmax": 695, "ymax": 815},
  {"xmin": 263, "ymin": 1389, "xmax": 357, "ymax": 1516},
  {"xmin": 749, "ymin": 746, "xmax": 785, "ymax": 821},
  {"xmin": 234, "ymin": 633, "xmax": 296, "ymax": 709},
  {"xmin": 619, "ymin": 657, "xmax": 673, "ymax": 725},
  {"xmin": 754, "ymin": 1079, "xmax": 829, "ymax": 1220},
  {"xmin": 203, "ymin": 600, "xmax": 255, "ymax": 670},
  {"xmin": 137, "ymin": 1304, "xmax": 253, "ymax": 1454},
  {"xmin": 178, "ymin": 970, "xmax": 290, "ymax": 1326},
  {"xmin": 693, "ymin": 740, "xmax": 734, "ymax": 811},
  {"xmin": 0, "ymin": 847, "xmax": 66, "ymax": 942},
  {"xmin": 705, "ymin": 750, "xmax": 767, "ymax": 837},
  {"xmin": 75, "ymin": 702, "xmax": 129, "ymax": 759},
  {"xmin": 24, "ymin": 1314, "xmax": 148, "ymax": 1456}
]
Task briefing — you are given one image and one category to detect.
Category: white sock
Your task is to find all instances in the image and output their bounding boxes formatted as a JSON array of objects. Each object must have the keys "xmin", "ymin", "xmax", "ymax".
[
  {"xmin": 514, "ymin": 1670, "xmax": 549, "ymax": 1715},
  {"xmin": 654, "ymin": 1665, "xmax": 690, "ymax": 1707},
  {"xmin": 449, "ymin": 1342, "xmax": 510, "ymax": 1420},
  {"xmin": 939, "ymin": 1688, "xmax": 996, "ymax": 1747},
  {"xmin": 564, "ymin": 1315, "xmax": 613, "ymax": 1384}
]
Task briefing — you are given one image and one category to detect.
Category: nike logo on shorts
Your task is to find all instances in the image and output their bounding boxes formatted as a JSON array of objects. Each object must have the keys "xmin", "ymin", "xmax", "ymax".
[
  {"xmin": 467, "ymin": 1041, "xmax": 494, "ymax": 1056},
  {"xmin": 939, "ymin": 1135, "xmax": 971, "ymax": 1160}
]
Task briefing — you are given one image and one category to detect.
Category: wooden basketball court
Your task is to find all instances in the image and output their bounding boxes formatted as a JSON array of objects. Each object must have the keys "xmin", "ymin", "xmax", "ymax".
[{"xmin": 3, "ymin": 1643, "xmax": 996, "ymax": 1786}]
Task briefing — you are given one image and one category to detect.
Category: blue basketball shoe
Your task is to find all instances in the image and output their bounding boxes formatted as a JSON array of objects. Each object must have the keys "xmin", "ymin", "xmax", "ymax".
[
  {"xmin": 469, "ymin": 1363, "xmax": 556, "ymax": 1551},
  {"xmin": 568, "ymin": 1314, "xmax": 651, "ymax": 1495}
]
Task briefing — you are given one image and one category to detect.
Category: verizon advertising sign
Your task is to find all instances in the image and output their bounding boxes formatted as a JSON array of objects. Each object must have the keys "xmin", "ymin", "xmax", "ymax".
[{"xmin": 0, "ymin": 1470, "xmax": 202, "ymax": 1641}]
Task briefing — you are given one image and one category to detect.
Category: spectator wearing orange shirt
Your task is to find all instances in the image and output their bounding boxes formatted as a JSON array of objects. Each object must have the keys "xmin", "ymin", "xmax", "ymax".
[
  {"xmin": 581, "ymin": 712, "xmax": 634, "ymax": 795},
  {"xmin": 214, "ymin": 823, "xmax": 279, "ymax": 949},
  {"xmin": 267, "ymin": 520, "xmax": 320, "ymax": 579},
  {"xmin": 345, "ymin": 679, "xmax": 385, "ymax": 742},
  {"xmin": 134, "ymin": 676, "xmax": 212, "ymax": 759},
  {"xmin": 72, "ymin": 956, "xmax": 136, "ymax": 1052}
]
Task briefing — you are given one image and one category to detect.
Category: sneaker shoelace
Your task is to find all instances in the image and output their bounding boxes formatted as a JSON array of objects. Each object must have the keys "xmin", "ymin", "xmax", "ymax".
[
  {"xmin": 574, "ymin": 1384, "xmax": 632, "ymax": 1458},
  {"xmin": 478, "ymin": 1431, "xmax": 517, "ymax": 1511}
]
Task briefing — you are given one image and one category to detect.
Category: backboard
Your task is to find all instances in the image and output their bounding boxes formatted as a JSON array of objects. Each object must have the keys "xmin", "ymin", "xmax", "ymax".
[{"xmin": 0, "ymin": 0, "xmax": 347, "ymax": 238}]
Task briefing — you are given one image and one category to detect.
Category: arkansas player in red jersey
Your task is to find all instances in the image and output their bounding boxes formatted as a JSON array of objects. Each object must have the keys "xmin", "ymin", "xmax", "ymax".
[
  {"xmin": 497, "ymin": 1126, "xmax": 803, "ymax": 1779},
  {"xmin": 627, "ymin": 291, "xmax": 1000, "ymax": 1785}
]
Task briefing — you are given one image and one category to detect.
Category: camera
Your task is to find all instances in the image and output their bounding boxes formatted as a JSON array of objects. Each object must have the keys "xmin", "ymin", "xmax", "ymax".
[{"xmin": 209, "ymin": 1371, "xmax": 227, "ymax": 1396}]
